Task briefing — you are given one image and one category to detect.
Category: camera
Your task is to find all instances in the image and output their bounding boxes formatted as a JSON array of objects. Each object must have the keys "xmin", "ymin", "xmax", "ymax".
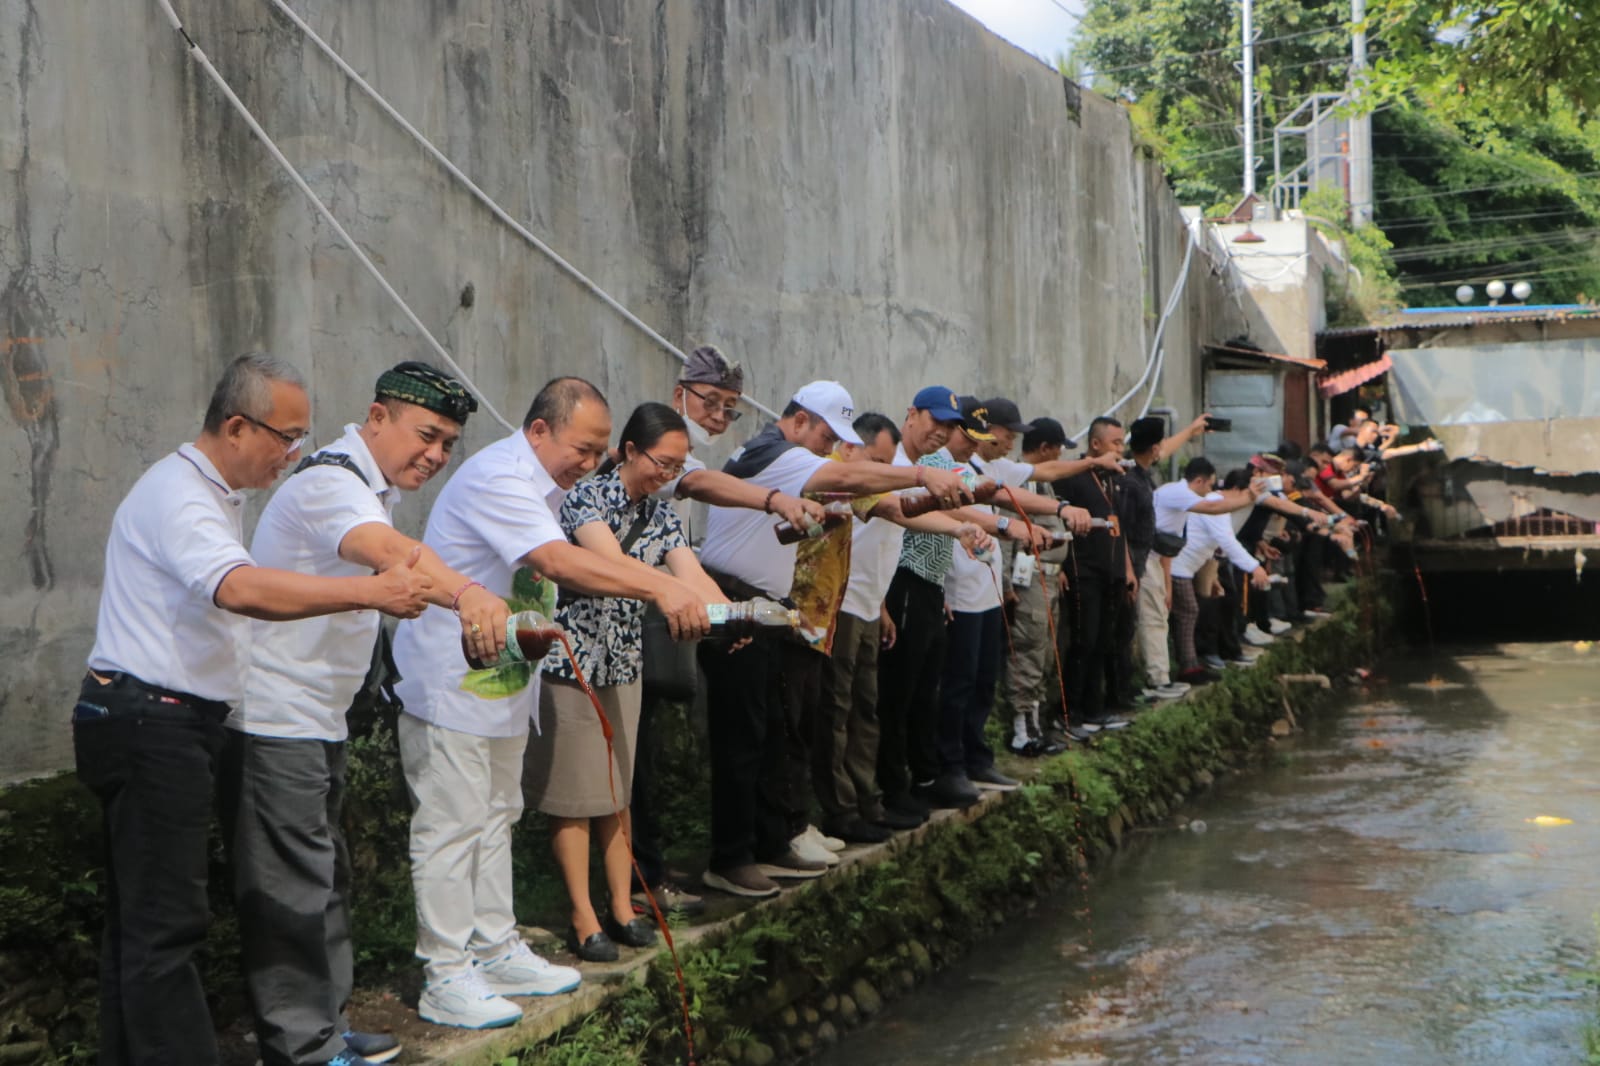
[{"xmin": 1204, "ymin": 416, "xmax": 1232, "ymax": 432}]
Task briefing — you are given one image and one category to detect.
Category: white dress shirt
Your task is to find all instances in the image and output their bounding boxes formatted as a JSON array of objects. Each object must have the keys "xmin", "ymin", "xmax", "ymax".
[
  {"xmin": 393, "ymin": 430, "xmax": 568, "ymax": 738},
  {"xmin": 840, "ymin": 443, "xmax": 914, "ymax": 622},
  {"xmin": 1172, "ymin": 493, "xmax": 1262, "ymax": 579},
  {"xmin": 231, "ymin": 425, "xmax": 397, "ymax": 741}
]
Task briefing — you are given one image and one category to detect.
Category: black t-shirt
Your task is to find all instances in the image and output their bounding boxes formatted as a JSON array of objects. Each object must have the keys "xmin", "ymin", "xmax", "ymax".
[
  {"xmin": 1118, "ymin": 463, "xmax": 1156, "ymax": 576},
  {"xmin": 1054, "ymin": 469, "xmax": 1127, "ymax": 578}
]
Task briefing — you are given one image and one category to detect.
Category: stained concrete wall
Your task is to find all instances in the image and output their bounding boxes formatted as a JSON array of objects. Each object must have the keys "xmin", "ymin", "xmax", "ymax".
[{"xmin": 0, "ymin": 0, "xmax": 1257, "ymax": 783}]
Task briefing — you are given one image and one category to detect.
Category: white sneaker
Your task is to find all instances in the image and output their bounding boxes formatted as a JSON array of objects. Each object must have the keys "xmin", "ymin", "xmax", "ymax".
[
  {"xmin": 418, "ymin": 968, "xmax": 523, "ymax": 1029},
  {"xmin": 476, "ymin": 940, "xmax": 581, "ymax": 997},
  {"xmin": 791, "ymin": 830, "xmax": 840, "ymax": 867},
  {"xmin": 1243, "ymin": 624, "xmax": 1276, "ymax": 646},
  {"xmin": 1268, "ymin": 619, "xmax": 1292, "ymax": 635},
  {"xmin": 1152, "ymin": 683, "xmax": 1190, "ymax": 699},
  {"xmin": 803, "ymin": 824, "xmax": 846, "ymax": 854}
]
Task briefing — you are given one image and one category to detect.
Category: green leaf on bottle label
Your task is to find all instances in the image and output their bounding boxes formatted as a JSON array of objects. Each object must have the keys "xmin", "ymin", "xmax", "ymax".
[
  {"xmin": 509, "ymin": 567, "xmax": 558, "ymax": 619},
  {"xmin": 459, "ymin": 662, "xmax": 534, "ymax": 699}
]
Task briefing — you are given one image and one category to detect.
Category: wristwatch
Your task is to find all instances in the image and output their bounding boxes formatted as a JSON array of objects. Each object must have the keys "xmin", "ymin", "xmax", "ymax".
[{"xmin": 996, "ymin": 516, "xmax": 1011, "ymax": 535}]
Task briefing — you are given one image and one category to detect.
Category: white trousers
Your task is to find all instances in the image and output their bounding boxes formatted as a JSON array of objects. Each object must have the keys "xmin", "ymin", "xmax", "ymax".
[
  {"xmin": 1137, "ymin": 553, "xmax": 1171, "ymax": 687},
  {"xmin": 398, "ymin": 714, "xmax": 528, "ymax": 984}
]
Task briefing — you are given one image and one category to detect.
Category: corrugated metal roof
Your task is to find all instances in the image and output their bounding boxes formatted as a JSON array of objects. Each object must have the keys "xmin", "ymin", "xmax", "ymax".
[
  {"xmin": 1320, "ymin": 304, "xmax": 1600, "ymax": 338},
  {"xmin": 1317, "ymin": 352, "xmax": 1392, "ymax": 397},
  {"xmin": 1202, "ymin": 343, "xmax": 1326, "ymax": 370}
]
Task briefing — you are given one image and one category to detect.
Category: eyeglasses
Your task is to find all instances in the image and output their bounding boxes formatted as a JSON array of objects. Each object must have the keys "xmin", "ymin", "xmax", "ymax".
[
  {"xmin": 683, "ymin": 384, "xmax": 742, "ymax": 422},
  {"xmin": 637, "ymin": 448, "xmax": 686, "ymax": 478},
  {"xmin": 235, "ymin": 412, "xmax": 309, "ymax": 455}
]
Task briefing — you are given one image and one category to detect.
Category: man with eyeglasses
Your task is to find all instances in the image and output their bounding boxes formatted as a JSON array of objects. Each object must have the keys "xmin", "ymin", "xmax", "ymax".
[
  {"xmin": 74, "ymin": 353, "xmax": 434, "ymax": 1066},
  {"xmin": 696, "ymin": 381, "xmax": 973, "ymax": 898},
  {"xmin": 625, "ymin": 346, "xmax": 827, "ymax": 918},
  {"xmin": 390, "ymin": 376, "xmax": 712, "ymax": 1029},
  {"xmin": 220, "ymin": 363, "xmax": 523, "ymax": 1066}
]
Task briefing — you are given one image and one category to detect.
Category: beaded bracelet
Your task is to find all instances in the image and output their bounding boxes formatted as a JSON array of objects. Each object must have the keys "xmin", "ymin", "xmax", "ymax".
[
  {"xmin": 451, "ymin": 580, "xmax": 485, "ymax": 613},
  {"xmin": 763, "ymin": 488, "xmax": 780, "ymax": 514}
]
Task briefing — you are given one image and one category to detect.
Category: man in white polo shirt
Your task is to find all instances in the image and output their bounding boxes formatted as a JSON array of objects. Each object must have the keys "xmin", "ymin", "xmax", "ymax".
[
  {"xmin": 391, "ymin": 376, "xmax": 710, "ymax": 1030},
  {"xmin": 75, "ymin": 353, "xmax": 432, "ymax": 1066},
  {"xmin": 222, "ymin": 363, "xmax": 514, "ymax": 1066},
  {"xmin": 696, "ymin": 381, "xmax": 972, "ymax": 899},
  {"xmin": 815, "ymin": 410, "xmax": 995, "ymax": 845}
]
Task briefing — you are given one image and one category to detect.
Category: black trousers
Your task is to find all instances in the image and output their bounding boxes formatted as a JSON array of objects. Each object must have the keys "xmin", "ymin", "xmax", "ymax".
[
  {"xmin": 1065, "ymin": 569, "xmax": 1120, "ymax": 724},
  {"xmin": 218, "ymin": 733, "xmax": 352, "ymax": 1066},
  {"xmin": 629, "ymin": 687, "xmax": 669, "ymax": 889},
  {"xmin": 700, "ymin": 635, "xmax": 818, "ymax": 868},
  {"xmin": 938, "ymin": 609, "xmax": 1002, "ymax": 775},
  {"xmin": 876, "ymin": 569, "xmax": 948, "ymax": 802},
  {"xmin": 72, "ymin": 672, "xmax": 228, "ymax": 1066}
]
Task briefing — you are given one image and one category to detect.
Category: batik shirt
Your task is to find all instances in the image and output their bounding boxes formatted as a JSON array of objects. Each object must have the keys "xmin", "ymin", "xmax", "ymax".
[
  {"xmin": 542, "ymin": 469, "xmax": 687, "ymax": 688},
  {"xmin": 895, "ymin": 450, "xmax": 959, "ymax": 584}
]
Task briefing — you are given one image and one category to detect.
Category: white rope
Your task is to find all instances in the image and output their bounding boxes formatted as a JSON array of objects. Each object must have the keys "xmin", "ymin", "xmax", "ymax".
[
  {"xmin": 153, "ymin": 0, "xmax": 516, "ymax": 431},
  {"xmin": 1074, "ymin": 216, "xmax": 1199, "ymax": 439},
  {"xmin": 261, "ymin": 0, "xmax": 783, "ymax": 423}
]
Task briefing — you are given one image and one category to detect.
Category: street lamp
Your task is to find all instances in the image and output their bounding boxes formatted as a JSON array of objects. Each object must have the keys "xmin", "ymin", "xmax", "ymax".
[
  {"xmin": 1512, "ymin": 281, "xmax": 1533, "ymax": 302},
  {"xmin": 1455, "ymin": 285, "xmax": 1475, "ymax": 305},
  {"xmin": 1486, "ymin": 279, "xmax": 1506, "ymax": 305}
]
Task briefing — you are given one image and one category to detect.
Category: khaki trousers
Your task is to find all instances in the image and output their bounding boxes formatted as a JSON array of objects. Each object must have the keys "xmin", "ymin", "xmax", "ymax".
[
  {"xmin": 398, "ymin": 715, "xmax": 527, "ymax": 985},
  {"xmin": 1137, "ymin": 553, "xmax": 1172, "ymax": 687}
]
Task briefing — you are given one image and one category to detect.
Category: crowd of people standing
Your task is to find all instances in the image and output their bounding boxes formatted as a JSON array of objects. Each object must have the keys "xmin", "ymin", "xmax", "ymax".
[{"xmin": 74, "ymin": 348, "xmax": 1421, "ymax": 1065}]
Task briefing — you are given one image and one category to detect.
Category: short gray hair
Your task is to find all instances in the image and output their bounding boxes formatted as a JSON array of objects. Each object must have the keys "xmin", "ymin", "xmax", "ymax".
[
  {"xmin": 203, "ymin": 352, "xmax": 306, "ymax": 433},
  {"xmin": 521, "ymin": 376, "xmax": 608, "ymax": 431}
]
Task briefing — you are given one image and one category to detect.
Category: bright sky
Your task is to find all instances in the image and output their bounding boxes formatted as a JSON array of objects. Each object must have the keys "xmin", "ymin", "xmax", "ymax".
[{"xmin": 944, "ymin": 0, "xmax": 1085, "ymax": 66}]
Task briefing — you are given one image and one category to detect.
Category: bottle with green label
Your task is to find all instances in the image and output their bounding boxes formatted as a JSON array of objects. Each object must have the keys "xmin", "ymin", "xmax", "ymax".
[{"xmin": 462, "ymin": 610, "xmax": 564, "ymax": 670}]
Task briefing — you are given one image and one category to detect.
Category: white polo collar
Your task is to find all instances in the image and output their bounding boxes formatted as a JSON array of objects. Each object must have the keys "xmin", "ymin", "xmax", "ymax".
[{"xmin": 176, "ymin": 442, "xmax": 246, "ymax": 508}]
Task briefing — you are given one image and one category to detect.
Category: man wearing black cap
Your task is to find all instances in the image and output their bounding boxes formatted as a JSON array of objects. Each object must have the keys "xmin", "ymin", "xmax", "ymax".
[
  {"xmin": 222, "ymin": 362, "xmax": 519, "ymax": 1062},
  {"xmin": 928, "ymin": 398, "xmax": 1089, "ymax": 804},
  {"xmin": 629, "ymin": 346, "xmax": 824, "ymax": 919},
  {"xmin": 969, "ymin": 403, "xmax": 1117, "ymax": 747}
]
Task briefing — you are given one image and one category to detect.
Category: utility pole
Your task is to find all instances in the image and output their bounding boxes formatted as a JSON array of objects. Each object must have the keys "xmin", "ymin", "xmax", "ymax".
[
  {"xmin": 1348, "ymin": 0, "xmax": 1373, "ymax": 224},
  {"xmin": 1241, "ymin": 0, "xmax": 1257, "ymax": 198}
]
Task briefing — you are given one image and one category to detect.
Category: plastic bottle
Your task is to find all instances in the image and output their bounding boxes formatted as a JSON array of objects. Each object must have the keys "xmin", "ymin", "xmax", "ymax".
[
  {"xmin": 897, "ymin": 489, "xmax": 946, "ymax": 518},
  {"xmin": 773, "ymin": 501, "xmax": 853, "ymax": 544},
  {"xmin": 462, "ymin": 610, "xmax": 564, "ymax": 669},
  {"xmin": 706, "ymin": 598, "xmax": 803, "ymax": 638}
]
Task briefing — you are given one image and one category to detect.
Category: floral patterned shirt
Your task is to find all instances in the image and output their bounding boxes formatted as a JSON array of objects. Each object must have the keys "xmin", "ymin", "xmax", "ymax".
[{"xmin": 541, "ymin": 469, "xmax": 687, "ymax": 688}]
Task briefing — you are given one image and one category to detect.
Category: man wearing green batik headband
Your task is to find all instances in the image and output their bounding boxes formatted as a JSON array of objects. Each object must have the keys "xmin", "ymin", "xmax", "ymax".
[{"xmin": 221, "ymin": 361, "xmax": 512, "ymax": 1066}]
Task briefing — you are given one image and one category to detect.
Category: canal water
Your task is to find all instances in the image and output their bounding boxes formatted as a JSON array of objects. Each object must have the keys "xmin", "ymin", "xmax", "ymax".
[{"xmin": 823, "ymin": 643, "xmax": 1600, "ymax": 1065}]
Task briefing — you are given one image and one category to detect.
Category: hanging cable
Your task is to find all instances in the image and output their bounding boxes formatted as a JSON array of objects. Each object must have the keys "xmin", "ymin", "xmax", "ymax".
[
  {"xmin": 262, "ymin": 0, "xmax": 781, "ymax": 422},
  {"xmin": 1073, "ymin": 215, "xmax": 1199, "ymax": 440},
  {"xmin": 153, "ymin": 0, "xmax": 516, "ymax": 431}
]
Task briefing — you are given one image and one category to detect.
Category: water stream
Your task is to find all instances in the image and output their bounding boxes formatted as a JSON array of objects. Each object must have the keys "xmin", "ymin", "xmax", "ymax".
[{"xmin": 822, "ymin": 643, "xmax": 1600, "ymax": 1065}]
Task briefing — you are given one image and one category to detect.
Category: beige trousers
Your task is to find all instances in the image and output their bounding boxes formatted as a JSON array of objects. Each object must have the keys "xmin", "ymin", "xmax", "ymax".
[
  {"xmin": 399, "ymin": 714, "xmax": 528, "ymax": 985},
  {"xmin": 1137, "ymin": 553, "xmax": 1171, "ymax": 687}
]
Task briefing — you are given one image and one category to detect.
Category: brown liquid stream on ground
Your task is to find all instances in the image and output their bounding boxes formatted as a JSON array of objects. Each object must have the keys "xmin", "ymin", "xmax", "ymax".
[{"xmin": 553, "ymin": 633, "xmax": 697, "ymax": 1065}]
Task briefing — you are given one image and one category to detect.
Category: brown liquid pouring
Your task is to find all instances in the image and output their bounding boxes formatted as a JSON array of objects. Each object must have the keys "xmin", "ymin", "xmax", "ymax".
[{"xmin": 461, "ymin": 624, "xmax": 563, "ymax": 670}]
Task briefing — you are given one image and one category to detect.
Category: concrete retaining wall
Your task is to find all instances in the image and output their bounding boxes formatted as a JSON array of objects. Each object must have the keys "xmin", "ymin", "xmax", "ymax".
[{"xmin": 0, "ymin": 0, "xmax": 1255, "ymax": 782}]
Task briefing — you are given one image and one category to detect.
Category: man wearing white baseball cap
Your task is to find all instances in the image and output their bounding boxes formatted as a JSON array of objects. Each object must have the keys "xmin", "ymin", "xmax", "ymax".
[{"xmin": 696, "ymin": 380, "xmax": 971, "ymax": 898}]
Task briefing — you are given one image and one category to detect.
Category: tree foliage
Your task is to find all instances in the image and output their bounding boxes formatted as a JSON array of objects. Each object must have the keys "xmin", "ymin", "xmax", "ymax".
[{"xmin": 1071, "ymin": 0, "xmax": 1600, "ymax": 308}]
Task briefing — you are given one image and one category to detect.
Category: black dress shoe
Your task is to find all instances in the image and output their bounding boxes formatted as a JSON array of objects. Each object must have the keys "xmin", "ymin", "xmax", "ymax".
[
  {"xmin": 1039, "ymin": 732, "xmax": 1070, "ymax": 755},
  {"xmin": 884, "ymin": 791, "xmax": 931, "ymax": 818},
  {"xmin": 826, "ymin": 818, "xmax": 892, "ymax": 844},
  {"xmin": 968, "ymin": 765, "xmax": 1020, "ymax": 790},
  {"xmin": 875, "ymin": 806, "xmax": 926, "ymax": 830},
  {"xmin": 570, "ymin": 928, "xmax": 619, "ymax": 963},
  {"xmin": 605, "ymin": 915, "xmax": 658, "ymax": 949},
  {"xmin": 916, "ymin": 772, "xmax": 980, "ymax": 809}
]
